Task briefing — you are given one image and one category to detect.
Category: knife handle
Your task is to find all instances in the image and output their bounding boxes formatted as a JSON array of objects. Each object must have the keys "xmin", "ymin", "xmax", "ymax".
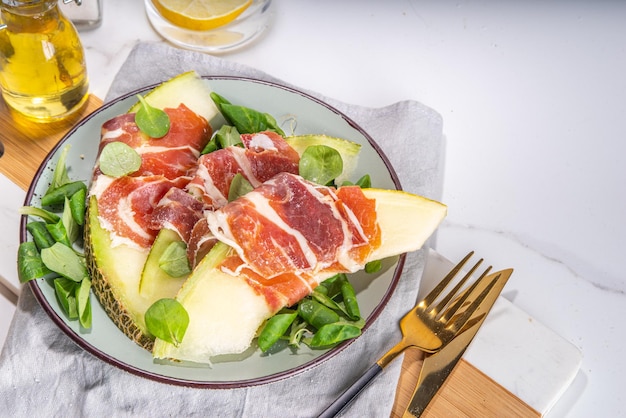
[{"xmin": 317, "ymin": 363, "xmax": 383, "ymax": 418}]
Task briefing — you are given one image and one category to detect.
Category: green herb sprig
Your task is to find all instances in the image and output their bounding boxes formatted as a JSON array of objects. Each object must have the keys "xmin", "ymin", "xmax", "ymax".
[
  {"xmin": 145, "ymin": 298, "xmax": 189, "ymax": 347},
  {"xmin": 99, "ymin": 141, "xmax": 142, "ymax": 178},
  {"xmin": 18, "ymin": 144, "xmax": 92, "ymax": 329},
  {"xmin": 257, "ymin": 273, "xmax": 366, "ymax": 353},
  {"xmin": 134, "ymin": 95, "xmax": 171, "ymax": 138},
  {"xmin": 211, "ymin": 92, "xmax": 285, "ymax": 136},
  {"xmin": 298, "ymin": 144, "xmax": 343, "ymax": 186}
]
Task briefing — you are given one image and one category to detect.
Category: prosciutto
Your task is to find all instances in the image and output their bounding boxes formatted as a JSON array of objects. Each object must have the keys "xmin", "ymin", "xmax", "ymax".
[
  {"xmin": 98, "ymin": 104, "xmax": 211, "ymax": 180},
  {"xmin": 186, "ymin": 218, "xmax": 218, "ymax": 268},
  {"xmin": 205, "ymin": 172, "xmax": 381, "ymax": 310},
  {"xmin": 186, "ymin": 131, "xmax": 300, "ymax": 209},
  {"xmin": 92, "ymin": 104, "xmax": 212, "ymax": 248},
  {"xmin": 150, "ymin": 188, "xmax": 204, "ymax": 242},
  {"xmin": 96, "ymin": 175, "xmax": 188, "ymax": 248}
]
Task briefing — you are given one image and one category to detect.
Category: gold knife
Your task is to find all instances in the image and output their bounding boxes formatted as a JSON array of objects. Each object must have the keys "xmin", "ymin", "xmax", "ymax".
[{"xmin": 403, "ymin": 268, "xmax": 513, "ymax": 417}]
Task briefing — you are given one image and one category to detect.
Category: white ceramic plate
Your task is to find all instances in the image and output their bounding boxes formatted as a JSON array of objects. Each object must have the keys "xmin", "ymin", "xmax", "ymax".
[{"xmin": 20, "ymin": 77, "xmax": 404, "ymax": 388}]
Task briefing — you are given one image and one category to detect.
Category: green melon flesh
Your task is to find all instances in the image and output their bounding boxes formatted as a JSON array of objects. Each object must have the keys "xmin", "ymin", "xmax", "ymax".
[
  {"xmin": 152, "ymin": 189, "xmax": 446, "ymax": 364},
  {"xmin": 139, "ymin": 228, "xmax": 189, "ymax": 299}
]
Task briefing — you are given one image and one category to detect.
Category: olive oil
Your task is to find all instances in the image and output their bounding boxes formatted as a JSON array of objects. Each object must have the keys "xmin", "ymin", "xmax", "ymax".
[{"xmin": 0, "ymin": 0, "xmax": 89, "ymax": 122}]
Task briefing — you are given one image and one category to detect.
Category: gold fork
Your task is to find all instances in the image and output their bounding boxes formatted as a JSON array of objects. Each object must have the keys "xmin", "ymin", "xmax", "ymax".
[{"xmin": 317, "ymin": 251, "xmax": 493, "ymax": 418}]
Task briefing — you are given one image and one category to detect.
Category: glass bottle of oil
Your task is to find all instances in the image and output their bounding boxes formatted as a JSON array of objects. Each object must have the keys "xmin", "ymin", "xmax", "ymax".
[{"xmin": 0, "ymin": 0, "xmax": 89, "ymax": 122}]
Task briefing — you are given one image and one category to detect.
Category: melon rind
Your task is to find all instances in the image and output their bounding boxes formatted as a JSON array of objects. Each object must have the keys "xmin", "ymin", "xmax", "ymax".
[{"xmin": 85, "ymin": 196, "xmax": 154, "ymax": 350}]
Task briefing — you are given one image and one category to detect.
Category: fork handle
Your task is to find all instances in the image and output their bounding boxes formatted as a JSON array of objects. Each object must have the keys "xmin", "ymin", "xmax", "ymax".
[{"xmin": 317, "ymin": 363, "xmax": 383, "ymax": 418}]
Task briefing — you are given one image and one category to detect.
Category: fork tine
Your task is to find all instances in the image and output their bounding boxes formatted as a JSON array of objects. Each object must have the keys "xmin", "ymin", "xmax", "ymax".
[
  {"xmin": 431, "ymin": 257, "xmax": 484, "ymax": 316},
  {"xmin": 444, "ymin": 270, "xmax": 500, "ymax": 334},
  {"xmin": 421, "ymin": 251, "xmax": 474, "ymax": 307},
  {"xmin": 439, "ymin": 263, "xmax": 492, "ymax": 323}
]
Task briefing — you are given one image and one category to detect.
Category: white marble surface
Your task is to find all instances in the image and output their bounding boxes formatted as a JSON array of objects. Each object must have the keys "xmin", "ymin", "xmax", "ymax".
[{"xmin": 2, "ymin": 1, "xmax": 625, "ymax": 416}]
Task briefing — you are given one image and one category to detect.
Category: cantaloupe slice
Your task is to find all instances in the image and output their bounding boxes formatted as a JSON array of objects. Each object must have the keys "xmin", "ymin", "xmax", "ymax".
[
  {"xmin": 152, "ymin": 189, "xmax": 446, "ymax": 363},
  {"xmin": 139, "ymin": 228, "xmax": 189, "ymax": 299},
  {"xmin": 85, "ymin": 197, "xmax": 155, "ymax": 348},
  {"xmin": 127, "ymin": 71, "xmax": 226, "ymax": 129},
  {"xmin": 86, "ymin": 71, "xmax": 221, "ymax": 350}
]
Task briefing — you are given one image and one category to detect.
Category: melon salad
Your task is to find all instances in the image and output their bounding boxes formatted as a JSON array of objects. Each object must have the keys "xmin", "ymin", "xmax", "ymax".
[{"xmin": 22, "ymin": 71, "xmax": 447, "ymax": 365}]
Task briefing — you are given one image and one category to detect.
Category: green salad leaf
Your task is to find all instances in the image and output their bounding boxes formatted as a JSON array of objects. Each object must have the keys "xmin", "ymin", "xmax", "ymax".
[
  {"xmin": 26, "ymin": 222, "xmax": 55, "ymax": 251},
  {"xmin": 257, "ymin": 310, "xmax": 298, "ymax": 352},
  {"xmin": 51, "ymin": 145, "xmax": 71, "ymax": 190},
  {"xmin": 201, "ymin": 125, "xmax": 243, "ymax": 155},
  {"xmin": 299, "ymin": 145, "xmax": 343, "ymax": 186},
  {"xmin": 77, "ymin": 278, "xmax": 92, "ymax": 329},
  {"xmin": 54, "ymin": 277, "xmax": 79, "ymax": 319},
  {"xmin": 158, "ymin": 241, "xmax": 191, "ymax": 278},
  {"xmin": 228, "ymin": 173, "xmax": 253, "ymax": 202},
  {"xmin": 308, "ymin": 323, "xmax": 361, "ymax": 348},
  {"xmin": 17, "ymin": 242, "xmax": 51, "ymax": 283},
  {"xmin": 211, "ymin": 92, "xmax": 285, "ymax": 136},
  {"xmin": 145, "ymin": 298, "xmax": 189, "ymax": 347},
  {"xmin": 134, "ymin": 95, "xmax": 170, "ymax": 138},
  {"xmin": 99, "ymin": 141, "xmax": 142, "ymax": 178},
  {"xmin": 40, "ymin": 242, "xmax": 88, "ymax": 283},
  {"xmin": 69, "ymin": 187, "xmax": 86, "ymax": 226},
  {"xmin": 41, "ymin": 181, "xmax": 86, "ymax": 207},
  {"xmin": 19, "ymin": 206, "xmax": 60, "ymax": 224}
]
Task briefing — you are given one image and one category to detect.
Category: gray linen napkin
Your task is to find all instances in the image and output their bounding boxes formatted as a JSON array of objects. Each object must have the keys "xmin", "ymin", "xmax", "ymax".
[{"xmin": 0, "ymin": 42, "xmax": 444, "ymax": 417}]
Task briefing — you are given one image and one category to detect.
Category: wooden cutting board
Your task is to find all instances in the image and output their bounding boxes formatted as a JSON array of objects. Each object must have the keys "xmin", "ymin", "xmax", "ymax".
[
  {"xmin": 0, "ymin": 96, "xmax": 104, "ymax": 191},
  {"xmin": 0, "ymin": 96, "xmax": 540, "ymax": 417}
]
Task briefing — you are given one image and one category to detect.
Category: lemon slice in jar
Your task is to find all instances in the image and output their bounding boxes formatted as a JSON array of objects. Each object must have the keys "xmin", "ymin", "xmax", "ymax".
[{"xmin": 152, "ymin": 0, "xmax": 253, "ymax": 31}]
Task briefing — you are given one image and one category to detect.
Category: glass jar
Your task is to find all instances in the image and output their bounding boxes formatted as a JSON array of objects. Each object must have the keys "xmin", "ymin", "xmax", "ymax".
[
  {"xmin": 59, "ymin": 0, "xmax": 102, "ymax": 31},
  {"xmin": 0, "ymin": 0, "xmax": 89, "ymax": 122},
  {"xmin": 145, "ymin": 0, "xmax": 272, "ymax": 54}
]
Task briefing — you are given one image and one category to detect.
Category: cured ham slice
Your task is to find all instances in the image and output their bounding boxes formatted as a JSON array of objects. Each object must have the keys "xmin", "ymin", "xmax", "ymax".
[
  {"xmin": 205, "ymin": 172, "xmax": 381, "ymax": 310},
  {"xmin": 92, "ymin": 104, "xmax": 212, "ymax": 249},
  {"xmin": 153, "ymin": 172, "xmax": 450, "ymax": 364},
  {"xmin": 98, "ymin": 104, "xmax": 211, "ymax": 180},
  {"xmin": 96, "ymin": 175, "xmax": 188, "ymax": 248},
  {"xmin": 187, "ymin": 131, "xmax": 300, "ymax": 209},
  {"xmin": 150, "ymin": 187, "xmax": 204, "ymax": 242},
  {"xmin": 218, "ymin": 256, "xmax": 316, "ymax": 312},
  {"xmin": 186, "ymin": 218, "xmax": 218, "ymax": 268}
]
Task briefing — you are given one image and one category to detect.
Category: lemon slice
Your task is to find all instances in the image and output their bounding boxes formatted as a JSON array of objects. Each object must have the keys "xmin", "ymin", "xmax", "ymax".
[{"xmin": 152, "ymin": 0, "xmax": 253, "ymax": 31}]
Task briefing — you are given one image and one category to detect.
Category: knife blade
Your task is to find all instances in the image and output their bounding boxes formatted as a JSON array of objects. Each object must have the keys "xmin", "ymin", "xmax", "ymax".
[{"xmin": 403, "ymin": 268, "xmax": 513, "ymax": 417}]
